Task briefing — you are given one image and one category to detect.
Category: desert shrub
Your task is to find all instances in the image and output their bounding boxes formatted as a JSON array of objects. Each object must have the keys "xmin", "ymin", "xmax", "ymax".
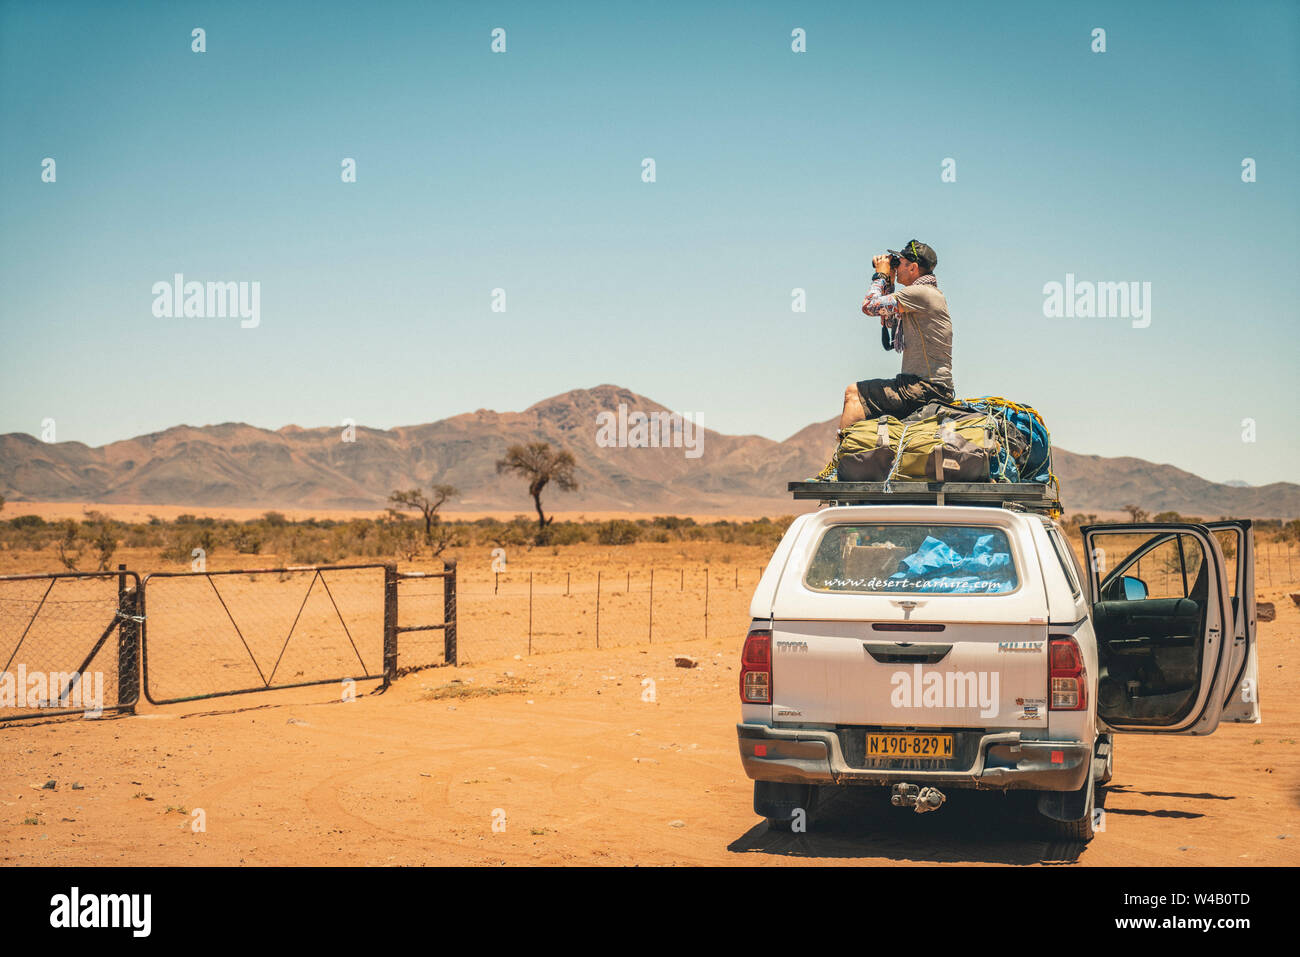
[
  {"xmin": 478, "ymin": 517, "xmax": 535, "ymax": 549},
  {"xmin": 547, "ymin": 522, "xmax": 590, "ymax": 546},
  {"xmin": 55, "ymin": 520, "xmax": 82, "ymax": 570},
  {"xmin": 160, "ymin": 527, "xmax": 216, "ymax": 565},
  {"xmin": 9, "ymin": 514, "xmax": 45, "ymax": 529},
  {"xmin": 159, "ymin": 539, "xmax": 195, "ymax": 564},
  {"xmin": 228, "ymin": 527, "xmax": 264, "ymax": 555},
  {"xmin": 650, "ymin": 516, "xmax": 697, "ymax": 539},
  {"xmin": 596, "ymin": 520, "xmax": 642, "ymax": 546},
  {"xmin": 375, "ymin": 519, "xmax": 422, "ymax": 560},
  {"xmin": 291, "ymin": 543, "xmax": 334, "ymax": 565},
  {"xmin": 86, "ymin": 519, "xmax": 118, "ymax": 571}
]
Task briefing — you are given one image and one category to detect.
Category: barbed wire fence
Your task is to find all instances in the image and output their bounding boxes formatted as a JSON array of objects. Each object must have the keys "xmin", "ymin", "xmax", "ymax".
[{"xmin": 453, "ymin": 564, "xmax": 766, "ymax": 664}]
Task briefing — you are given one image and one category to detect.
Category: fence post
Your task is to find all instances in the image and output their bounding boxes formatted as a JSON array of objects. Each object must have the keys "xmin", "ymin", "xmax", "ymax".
[
  {"xmin": 383, "ymin": 563, "xmax": 398, "ymax": 685},
  {"xmin": 443, "ymin": 558, "xmax": 458, "ymax": 666},
  {"xmin": 596, "ymin": 570, "xmax": 601, "ymax": 649},
  {"xmin": 116, "ymin": 563, "xmax": 139, "ymax": 712},
  {"xmin": 649, "ymin": 568, "xmax": 654, "ymax": 643},
  {"xmin": 704, "ymin": 566, "xmax": 710, "ymax": 640},
  {"xmin": 528, "ymin": 570, "xmax": 533, "ymax": 655}
]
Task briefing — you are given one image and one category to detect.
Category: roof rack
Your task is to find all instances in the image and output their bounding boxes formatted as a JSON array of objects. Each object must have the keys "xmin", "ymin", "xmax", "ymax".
[{"xmin": 788, "ymin": 480, "xmax": 1061, "ymax": 514}]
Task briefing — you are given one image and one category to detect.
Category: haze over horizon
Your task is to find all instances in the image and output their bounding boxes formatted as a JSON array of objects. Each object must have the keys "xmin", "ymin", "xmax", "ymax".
[{"xmin": 2, "ymin": 0, "xmax": 1296, "ymax": 486}]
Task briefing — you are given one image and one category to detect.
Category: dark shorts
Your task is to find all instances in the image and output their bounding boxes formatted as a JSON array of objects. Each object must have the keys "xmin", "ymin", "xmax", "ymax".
[{"xmin": 856, "ymin": 373, "xmax": 954, "ymax": 419}]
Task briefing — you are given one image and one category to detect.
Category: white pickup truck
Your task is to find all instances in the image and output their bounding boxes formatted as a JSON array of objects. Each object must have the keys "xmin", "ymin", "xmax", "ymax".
[{"xmin": 737, "ymin": 497, "xmax": 1260, "ymax": 841}]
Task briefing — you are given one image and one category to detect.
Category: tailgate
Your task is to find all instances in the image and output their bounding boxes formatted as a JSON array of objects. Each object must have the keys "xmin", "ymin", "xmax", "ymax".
[
  {"xmin": 772, "ymin": 620, "xmax": 1049, "ymax": 727},
  {"xmin": 768, "ymin": 507, "xmax": 1051, "ymax": 730}
]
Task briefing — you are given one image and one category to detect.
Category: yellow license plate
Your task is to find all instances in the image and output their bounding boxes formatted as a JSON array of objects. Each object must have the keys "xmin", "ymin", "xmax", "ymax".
[{"xmin": 867, "ymin": 733, "xmax": 954, "ymax": 759}]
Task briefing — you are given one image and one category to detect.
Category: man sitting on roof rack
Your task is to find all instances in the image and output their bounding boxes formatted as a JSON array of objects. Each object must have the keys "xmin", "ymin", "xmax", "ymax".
[
  {"xmin": 846, "ymin": 239, "xmax": 953, "ymax": 428},
  {"xmin": 809, "ymin": 240, "xmax": 953, "ymax": 482}
]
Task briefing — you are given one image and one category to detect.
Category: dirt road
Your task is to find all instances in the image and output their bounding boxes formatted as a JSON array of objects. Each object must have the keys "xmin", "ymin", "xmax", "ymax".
[{"xmin": 4, "ymin": 587, "xmax": 1298, "ymax": 866}]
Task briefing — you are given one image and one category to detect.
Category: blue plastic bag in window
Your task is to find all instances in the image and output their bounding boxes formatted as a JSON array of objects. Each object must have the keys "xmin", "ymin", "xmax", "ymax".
[{"xmin": 888, "ymin": 534, "xmax": 1016, "ymax": 593}]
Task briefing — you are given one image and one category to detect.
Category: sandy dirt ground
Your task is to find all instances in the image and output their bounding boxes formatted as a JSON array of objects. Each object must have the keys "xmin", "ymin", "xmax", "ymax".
[{"xmin": 2, "ymin": 542, "xmax": 1298, "ymax": 867}]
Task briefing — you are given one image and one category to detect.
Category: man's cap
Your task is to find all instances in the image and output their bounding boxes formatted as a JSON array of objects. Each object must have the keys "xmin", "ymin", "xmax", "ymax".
[{"xmin": 889, "ymin": 240, "xmax": 937, "ymax": 271}]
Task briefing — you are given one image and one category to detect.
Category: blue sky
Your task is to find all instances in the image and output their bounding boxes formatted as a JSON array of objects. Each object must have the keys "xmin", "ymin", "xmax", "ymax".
[{"xmin": 1, "ymin": 0, "xmax": 1297, "ymax": 485}]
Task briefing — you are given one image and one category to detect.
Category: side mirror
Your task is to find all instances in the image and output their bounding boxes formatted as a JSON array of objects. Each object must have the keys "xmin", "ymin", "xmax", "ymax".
[{"xmin": 1121, "ymin": 576, "xmax": 1148, "ymax": 601}]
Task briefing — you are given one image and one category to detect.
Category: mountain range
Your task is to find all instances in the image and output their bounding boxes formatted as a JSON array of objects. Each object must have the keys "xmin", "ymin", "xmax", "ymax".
[{"xmin": 2, "ymin": 385, "xmax": 1297, "ymax": 519}]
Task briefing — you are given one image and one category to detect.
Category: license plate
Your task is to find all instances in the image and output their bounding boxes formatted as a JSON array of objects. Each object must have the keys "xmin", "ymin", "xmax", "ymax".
[{"xmin": 867, "ymin": 732, "xmax": 954, "ymax": 759}]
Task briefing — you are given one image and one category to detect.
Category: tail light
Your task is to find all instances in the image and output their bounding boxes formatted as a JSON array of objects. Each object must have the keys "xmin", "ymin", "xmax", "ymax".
[
  {"xmin": 740, "ymin": 627, "xmax": 771, "ymax": 703},
  {"xmin": 1049, "ymin": 635, "xmax": 1087, "ymax": 711}
]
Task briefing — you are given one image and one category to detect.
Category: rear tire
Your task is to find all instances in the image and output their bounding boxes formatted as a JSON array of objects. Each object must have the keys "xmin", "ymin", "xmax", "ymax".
[
  {"xmin": 1036, "ymin": 755, "xmax": 1097, "ymax": 843},
  {"xmin": 755, "ymin": 781, "xmax": 821, "ymax": 832}
]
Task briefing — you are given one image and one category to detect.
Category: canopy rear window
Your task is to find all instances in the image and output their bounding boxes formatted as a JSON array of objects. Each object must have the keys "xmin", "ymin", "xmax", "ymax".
[{"xmin": 805, "ymin": 524, "xmax": 1020, "ymax": 595}]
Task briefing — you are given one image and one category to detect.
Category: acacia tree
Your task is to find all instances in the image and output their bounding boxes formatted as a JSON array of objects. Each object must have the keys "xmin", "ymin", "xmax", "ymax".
[
  {"xmin": 1122, "ymin": 504, "xmax": 1149, "ymax": 524},
  {"xmin": 388, "ymin": 483, "xmax": 461, "ymax": 555},
  {"xmin": 495, "ymin": 443, "xmax": 578, "ymax": 542}
]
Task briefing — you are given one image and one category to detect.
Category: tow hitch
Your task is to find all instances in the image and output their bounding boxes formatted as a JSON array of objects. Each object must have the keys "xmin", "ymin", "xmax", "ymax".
[{"xmin": 891, "ymin": 783, "xmax": 946, "ymax": 813}]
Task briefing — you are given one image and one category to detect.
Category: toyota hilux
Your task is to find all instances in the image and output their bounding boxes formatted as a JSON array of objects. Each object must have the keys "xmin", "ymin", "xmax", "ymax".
[{"xmin": 736, "ymin": 495, "xmax": 1260, "ymax": 841}]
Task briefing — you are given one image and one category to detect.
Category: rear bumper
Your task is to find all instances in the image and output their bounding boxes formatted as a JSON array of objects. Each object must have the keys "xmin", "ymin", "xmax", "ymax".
[{"xmin": 737, "ymin": 723, "xmax": 1090, "ymax": 792}]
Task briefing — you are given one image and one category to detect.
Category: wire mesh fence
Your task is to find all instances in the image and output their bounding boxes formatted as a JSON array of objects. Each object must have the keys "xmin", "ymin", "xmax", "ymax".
[
  {"xmin": 141, "ymin": 564, "xmax": 388, "ymax": 704},
  {"xmin": 0, "ymin": 570, "xmax": 140, "ymax": 721},
  {"xmin": 454, "ymin": 565, "xmax": 763, "ymax": 663},
  {"xmin": 3, "ymin": 559, "xmax": 765, "ymax": 716}
]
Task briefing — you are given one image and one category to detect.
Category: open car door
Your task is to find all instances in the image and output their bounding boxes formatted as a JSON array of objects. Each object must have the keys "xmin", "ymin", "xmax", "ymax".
[
  {"xmin": 1081, "ymin": 523, "xmax": 1238, "ymax": 736},
  {"xmin": 1204, "ymin": 520, "xmax": 1261, "ymax": 723}
]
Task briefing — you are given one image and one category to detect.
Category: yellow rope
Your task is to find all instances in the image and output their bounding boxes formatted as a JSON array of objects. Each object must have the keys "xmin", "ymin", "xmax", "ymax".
[{"xmin": 957, "ymin": 395, "xmax": 1062, "ymax": 507}]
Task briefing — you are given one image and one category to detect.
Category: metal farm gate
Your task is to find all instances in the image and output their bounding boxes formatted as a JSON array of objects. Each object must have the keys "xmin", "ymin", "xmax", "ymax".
[
  {"xmin": 0, "ymin": 561, "xmax": 456, "ymax": 720},
  {"xmin": 0, "ymin": 567, "xmax": 142, "ymax": 721}
]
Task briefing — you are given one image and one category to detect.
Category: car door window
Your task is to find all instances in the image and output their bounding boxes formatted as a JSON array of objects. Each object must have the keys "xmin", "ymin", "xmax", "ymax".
[
  {"xmin": 1098, "ymin": 533, "xmax": 1205, "ymax": 602},
  {"xmin": 1211, "ymin": 528, "xmax": 1239, "ymax": 617},
  {"xmin": 1091, "ymin": 531, "xmax": 1209, "ymax": 727}
]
